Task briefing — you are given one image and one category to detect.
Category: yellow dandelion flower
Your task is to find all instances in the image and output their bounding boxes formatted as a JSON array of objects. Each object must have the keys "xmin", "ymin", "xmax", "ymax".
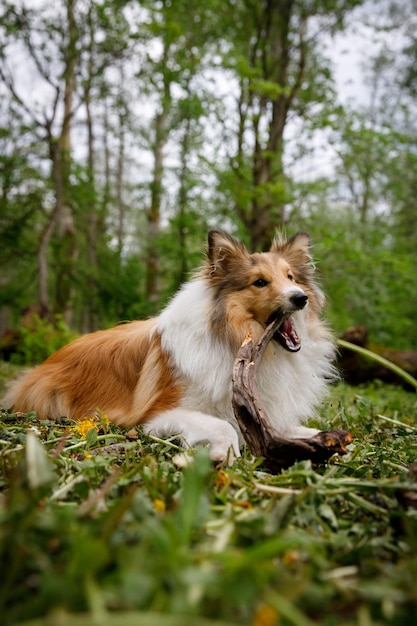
[
  {"xmin": 214, "ymin": 470, "xmax": 228, "ymax": 489},
  {"xmin": 154, "ymin": 498, "xmax": 166, "ymax": 514},
  {"xmin": 252, "ymin": 604, "xmax": 278, "ymax": 626},
  {"xmin": 282, "ymin": 550, "xmax": 300, "ymax": 566},
  {"xmin": 236, "ymin": 499, "xmax": 253, "ymax": 509},
  {"xmin": 73, "ymin": 418, "xmax": 99, "ymax": 438}
]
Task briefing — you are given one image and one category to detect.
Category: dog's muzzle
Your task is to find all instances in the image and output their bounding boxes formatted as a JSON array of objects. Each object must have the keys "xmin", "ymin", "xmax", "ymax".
[{"xmin": 268, "ymin": 290, "xmax": 307, "ymax": 352}]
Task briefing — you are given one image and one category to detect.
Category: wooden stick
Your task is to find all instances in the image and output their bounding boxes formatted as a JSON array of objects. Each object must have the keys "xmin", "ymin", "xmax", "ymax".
[{"xmin": 232, "ymin": 322, "xmax": 353, "ymax": 472}]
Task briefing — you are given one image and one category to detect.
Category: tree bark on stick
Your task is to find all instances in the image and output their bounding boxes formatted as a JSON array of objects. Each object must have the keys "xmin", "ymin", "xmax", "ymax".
[{"xmin": 232, "ymin": 320, "xmax": 353, "ymax": 472}]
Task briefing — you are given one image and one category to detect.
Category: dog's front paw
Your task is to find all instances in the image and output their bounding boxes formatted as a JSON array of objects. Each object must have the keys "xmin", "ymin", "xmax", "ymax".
[
  {"xmin": 209, "ymin": 443, "xmax": 239, "ymax": 466},
  {"xmin": 311, "ymin": 429, "xmax": 353, "ymax": 454},
  {"xmin": 206, "ymin": 421, "xmax": 241, "ymax": 466}
]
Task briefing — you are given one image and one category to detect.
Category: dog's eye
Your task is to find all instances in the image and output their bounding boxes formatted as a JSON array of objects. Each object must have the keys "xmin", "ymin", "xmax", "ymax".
[
  {"xmin": 288, "ymin": 273, "xmax": 294, "ymax": 281},
  {"xmin": 253, "ymin": 278, "xmax": 268, "ymax": 288}
]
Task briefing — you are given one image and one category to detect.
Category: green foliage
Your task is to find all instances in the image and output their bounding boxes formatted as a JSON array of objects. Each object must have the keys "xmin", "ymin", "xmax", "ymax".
[
  {"xmin": 291, "ymin": 207, "xmax": 417, "ymax": 349},
  {"xmin": 1, "ymin": 377, "xmax": 417, "ymax": 625},
  {"xmin": 94, "ymin": 251, "xmax": 145, "ymax": 324},
  {"xmin": 7, "ymin": 316, "xmax": 78, "ymax": 366},
  {"xmin": 0, "ymin": 0, "xmax": 416, "ymax": 356}
]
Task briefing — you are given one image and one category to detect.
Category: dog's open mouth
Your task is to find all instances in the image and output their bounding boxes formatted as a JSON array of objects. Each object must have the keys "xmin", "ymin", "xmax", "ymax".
[{"xmin": 267, "ymin": 312, "xmax": 301, "ymax": 352}]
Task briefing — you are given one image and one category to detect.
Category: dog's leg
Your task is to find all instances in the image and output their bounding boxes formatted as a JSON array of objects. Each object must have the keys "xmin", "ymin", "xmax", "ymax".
[
  {"xmin": 143, "ymin": 409, "xmax": 240, "ymax": 464},
  {"xmin": 291, "ymin": 425, "xmax": 321, "ymax": 438}
]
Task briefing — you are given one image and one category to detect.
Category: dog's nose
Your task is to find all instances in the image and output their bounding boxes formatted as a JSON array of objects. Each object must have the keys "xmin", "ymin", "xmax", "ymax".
[{"xmin": 290, "ymin": 292, "xmax": 308, "ymax": 310}]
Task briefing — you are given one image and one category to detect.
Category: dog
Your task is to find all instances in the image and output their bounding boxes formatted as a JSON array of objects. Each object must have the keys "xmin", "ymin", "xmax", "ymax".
[{"xmin": 2, "ymin": 230, "xmax": 337, "ymax": 463}]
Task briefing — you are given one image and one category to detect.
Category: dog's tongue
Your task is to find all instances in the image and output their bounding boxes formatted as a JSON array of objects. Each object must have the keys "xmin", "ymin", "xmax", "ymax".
[{"xmin": 275, "ymin": 317, "xmax": 301, "ymax": 352}]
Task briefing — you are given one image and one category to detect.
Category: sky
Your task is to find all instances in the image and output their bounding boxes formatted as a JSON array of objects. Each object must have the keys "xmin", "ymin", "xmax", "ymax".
[
  {"xmin": 286, "ymin": 0, "xmax": 409, "ymax": 183},
  {"xmin": 0, "ymin": 0, "xmax": 406, "ymax": 193}
]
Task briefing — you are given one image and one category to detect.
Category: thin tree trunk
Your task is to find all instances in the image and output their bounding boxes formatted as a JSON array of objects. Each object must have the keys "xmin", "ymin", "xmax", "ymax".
[
  {"xmin": 102, "ymin": 98, "xmax": 112, "ymax": 218},
  {"xmin": 38, "ymin": 135, "xmax": 65, "ymax": 314},
  {"xmin": 55, "ymin": 0, "xmax": 78, "ymax": 327},
  {"xmin": 115, "ymin": 107, "xmax": 126, "ymax": 259},
  {"xmin": 84, "ymin": 39, "xmax": 98, "ymax": 332},
  {"xmin": 146, "ymin": 42, "xmax": 172, "ymax": 304},
  {"xmin": 176, "ymin": 115, "xmax": 191, "ymax": 287},
  {"xmin": 146, "ymin": 108, "xmax": 168, "ymax": 302}
]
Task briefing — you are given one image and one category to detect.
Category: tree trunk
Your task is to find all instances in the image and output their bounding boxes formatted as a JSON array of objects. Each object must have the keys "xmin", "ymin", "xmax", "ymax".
[
  {"xmin": 38, "ymin": 135, "xmax": 65, "ymax": 315},
  {"xmin": 145, "ymin": 41, "xmax": 172, "ymax": 304},
  {"xmin": 146, "ymin": 107, "xmax": 168, "ymax": 302},
  {"xmin": 232, "ymin": 0, "xmax": 309, "ymax": 251},
  {"xmin": 54, "ymin": 0, "xmax": 79, "ymax": 327},
  {"xmin": 115, "ymin": 101, "xmax": 126, "ymax": 259},
  {"xmin": 83, "ymin": 62, "xmax": 98, "ymax": 332},
  {"xmin": 176, "ymin": 115, "xmax": 192, "ymax": 287}
]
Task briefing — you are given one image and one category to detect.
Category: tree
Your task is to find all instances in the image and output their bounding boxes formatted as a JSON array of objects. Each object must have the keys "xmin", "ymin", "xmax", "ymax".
[
  {"xmin": 0, "ymin": 0, "xmax": 80, "ymax": 324},
  {"xmin": 138, "ymin": 0, "xmax": 219, "ymax": 306},
  {"xmin": 2, "ymin": 0, "xmax": 417, "ymax": 357},
  {"xmin": 0, "ymin": 0, "xmax": 135, "ymax": 331},
  {"xmin": 215, "ymin": 0, "xmax": 363, "ymax": 250}
]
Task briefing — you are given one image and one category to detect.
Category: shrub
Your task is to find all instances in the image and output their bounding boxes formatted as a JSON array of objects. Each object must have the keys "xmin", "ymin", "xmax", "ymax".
[{"xmin": 9, "ymin": 315, "xmax": 78, "ymax": 365}]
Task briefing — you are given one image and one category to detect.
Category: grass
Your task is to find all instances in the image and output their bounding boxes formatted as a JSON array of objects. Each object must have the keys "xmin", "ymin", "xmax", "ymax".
[{"xmin": 1, "ymin": 362, "xmax": 417, "ymax": 626}]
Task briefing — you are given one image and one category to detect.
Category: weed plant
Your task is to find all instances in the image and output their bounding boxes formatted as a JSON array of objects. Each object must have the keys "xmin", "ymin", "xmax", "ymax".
[{"xmin": 1, "ymin": 371, "xmax": 417, "ymax": 626}]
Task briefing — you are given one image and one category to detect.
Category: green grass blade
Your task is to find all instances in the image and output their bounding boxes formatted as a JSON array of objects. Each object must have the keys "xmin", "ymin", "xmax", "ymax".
[{"xmin": 337, "ymin": 338, "xmax": 417, "ymax": 391}]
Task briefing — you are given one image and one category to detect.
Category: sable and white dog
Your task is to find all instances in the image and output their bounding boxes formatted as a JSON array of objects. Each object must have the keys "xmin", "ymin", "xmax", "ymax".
[{"xmin": 2, "ymin": 230, "xmax": 337, "ymax": 463}]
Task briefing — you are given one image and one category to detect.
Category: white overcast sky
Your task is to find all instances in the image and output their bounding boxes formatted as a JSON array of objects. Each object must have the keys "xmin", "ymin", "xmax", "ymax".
[{"xmin": 1, "ymin": 0, "xmax": 407, "ymax": 189}]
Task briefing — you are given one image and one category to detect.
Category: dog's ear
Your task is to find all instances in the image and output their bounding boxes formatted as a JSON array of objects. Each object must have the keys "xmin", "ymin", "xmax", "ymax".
[
  {"xmin": 271, "ymin": 231, "xmax": 325, "ymax": 309},
  {"xmin": 270, "ymin": 232, "xmax": 313, "ymax": 264},
  {"xmin": 207, "ymin": 230, "xmax": 249, "ymax": 275}
]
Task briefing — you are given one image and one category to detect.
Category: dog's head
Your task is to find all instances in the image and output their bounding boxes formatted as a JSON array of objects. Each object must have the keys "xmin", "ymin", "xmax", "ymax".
[{"xmin": 204, "ymin": 230, "xmax": 325, "ymax": 351}]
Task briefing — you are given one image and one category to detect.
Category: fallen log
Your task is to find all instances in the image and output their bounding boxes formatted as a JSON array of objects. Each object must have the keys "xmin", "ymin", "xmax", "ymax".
[
  {"xmin": 338, "ymin": 325, "xmax": 417, "ymax": 389},
  {"xmin": 232, "ymin": 320, "xmax": 352, "ymax": 472}
]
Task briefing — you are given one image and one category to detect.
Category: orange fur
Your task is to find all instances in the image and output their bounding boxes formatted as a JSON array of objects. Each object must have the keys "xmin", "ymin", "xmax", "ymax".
[
  {"xmin": 6, "ymin": 318, "xmax": 182, "ymax": 425},
  {"xmin": 203, "ymin": 231, "xmax": 322, "ymax": 351}
]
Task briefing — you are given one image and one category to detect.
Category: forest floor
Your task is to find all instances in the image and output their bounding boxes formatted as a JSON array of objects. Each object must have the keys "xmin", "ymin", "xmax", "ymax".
[{"xmin": 1, "ymin": 362, "xmax": 417, "ymax": 626}]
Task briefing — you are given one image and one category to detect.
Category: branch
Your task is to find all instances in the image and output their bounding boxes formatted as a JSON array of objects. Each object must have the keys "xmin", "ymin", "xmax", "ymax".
[
  {"xmin": 23, "ymin": 27, "xmax": 59, "ymax": 91},
  {"xmin": 0, "ymin": 63, "xmax": 44, "ymax": 129},
  {"xmin": 233, "ymin": 322, "xmax": 352, "ymax": 472}
]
